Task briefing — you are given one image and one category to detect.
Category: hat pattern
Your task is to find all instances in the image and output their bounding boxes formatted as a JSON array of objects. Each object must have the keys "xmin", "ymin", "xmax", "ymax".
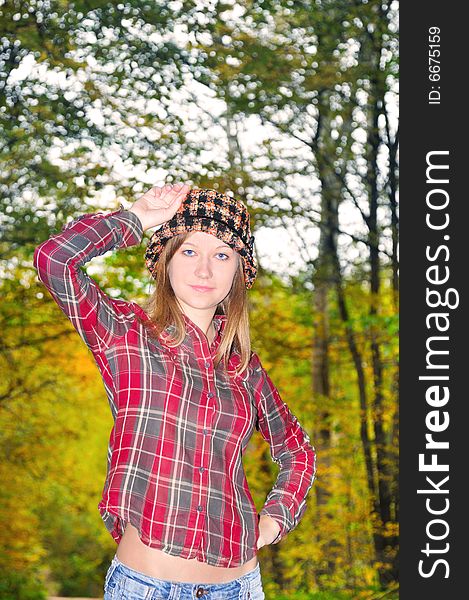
[{"xmin": 144, "ymin": 188, "xmax": 257, "ymax": 289}]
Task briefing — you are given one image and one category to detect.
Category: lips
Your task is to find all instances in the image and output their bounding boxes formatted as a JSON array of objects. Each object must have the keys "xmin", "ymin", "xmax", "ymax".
[{"xmin": 190, "ymin": 285, "xmax": 214, "ymax": 292}]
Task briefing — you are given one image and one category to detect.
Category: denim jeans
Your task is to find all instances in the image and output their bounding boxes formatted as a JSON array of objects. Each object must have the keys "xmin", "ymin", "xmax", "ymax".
[{"xmin": 103, "ymin": 554, "xmax": 266, "ymax": 600}]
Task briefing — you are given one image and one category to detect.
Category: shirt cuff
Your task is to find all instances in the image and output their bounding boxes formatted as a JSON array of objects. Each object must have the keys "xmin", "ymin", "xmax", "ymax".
[{"xmin": 108, "ymin": 203, "xmax": 145, "ymax": 247}]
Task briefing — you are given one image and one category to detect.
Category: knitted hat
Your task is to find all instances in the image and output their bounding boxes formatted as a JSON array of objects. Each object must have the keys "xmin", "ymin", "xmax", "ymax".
[{"xmin": 144, "ymin": 188, "xmax": 257, "ymax": 289}]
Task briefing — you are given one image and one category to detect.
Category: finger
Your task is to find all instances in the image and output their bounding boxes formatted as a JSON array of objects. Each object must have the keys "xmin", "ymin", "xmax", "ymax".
[
  {"xmin": 161, "ymin": 184, "xmax": 176, "ymax": 205},
  {"xmin": 161, "ymin": 183, "xmax": 173, "ymax": 196},
  {"xmin": 169, "ymin": 186, "xmax": 189, "ymax": 205},
  {"xmin": 176, "ymin": 183, "xmax": 190, "ymax": 197}
]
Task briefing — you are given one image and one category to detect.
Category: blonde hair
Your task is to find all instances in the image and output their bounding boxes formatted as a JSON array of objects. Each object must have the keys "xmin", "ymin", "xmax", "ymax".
[{"xmin": 137, "ymin": 232, "xmax": 252, "ymax": 376}]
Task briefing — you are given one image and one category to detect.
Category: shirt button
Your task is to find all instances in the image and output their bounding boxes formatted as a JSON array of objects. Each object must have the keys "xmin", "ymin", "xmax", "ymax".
[
  {"xmin": 203, "ymin": 428, "xmax": 209, "ymax": 435},
  {"xmin": 197, "ymin": 505, "xmax": 204, "ymax": 512},
  {"xmin": 199, "ymin": 466, "xmax": 205, "ymax": 473},
  {"xmin": 207, "ymin": 392, "xmax": 214, "ymax": 398},
  {"xmin": 204, "ymin": 361, "xmax": 211, "ymax": 368}
]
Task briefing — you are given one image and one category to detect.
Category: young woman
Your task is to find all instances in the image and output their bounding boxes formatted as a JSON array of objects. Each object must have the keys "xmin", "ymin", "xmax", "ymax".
[{"xmin": 33, "ymin": 183, "xmax": 317, "ymax": 600}]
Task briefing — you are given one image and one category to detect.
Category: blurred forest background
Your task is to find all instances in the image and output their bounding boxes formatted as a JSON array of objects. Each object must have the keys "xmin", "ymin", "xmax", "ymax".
[{"xmin": 0, "ymin": 0, "xmax": 399, "ymax": 598}]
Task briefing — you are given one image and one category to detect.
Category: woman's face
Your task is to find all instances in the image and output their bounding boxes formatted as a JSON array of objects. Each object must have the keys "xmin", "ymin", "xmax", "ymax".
[{"xmin": 167, "ymin": 230, "xmax": 240, "ymax": 315}]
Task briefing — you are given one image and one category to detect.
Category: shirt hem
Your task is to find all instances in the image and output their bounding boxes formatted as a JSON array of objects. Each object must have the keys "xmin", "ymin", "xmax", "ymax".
[{"xmin": 98, "ymin": 502, "xmax": 259, "ymax": 569}]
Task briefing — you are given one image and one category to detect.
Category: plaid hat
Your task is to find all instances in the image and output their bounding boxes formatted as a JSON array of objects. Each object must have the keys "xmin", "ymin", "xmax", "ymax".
[{"xmin": 144, "ymin": 188, "xmax": 257, "ymax": 289}]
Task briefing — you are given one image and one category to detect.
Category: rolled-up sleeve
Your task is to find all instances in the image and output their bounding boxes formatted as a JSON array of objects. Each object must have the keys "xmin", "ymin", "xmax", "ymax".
[{"xmin": 250, "ymin": 351, "xmax": 317, "ymax": 544}]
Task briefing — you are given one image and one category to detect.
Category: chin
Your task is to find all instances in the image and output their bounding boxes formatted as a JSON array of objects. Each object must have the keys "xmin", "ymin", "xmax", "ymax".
[{"xmin": 179, "ymin": 293, "xmax": 227, "ymax": 310}]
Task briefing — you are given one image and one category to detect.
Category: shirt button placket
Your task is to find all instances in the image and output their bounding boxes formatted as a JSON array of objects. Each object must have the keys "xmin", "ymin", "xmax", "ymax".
[
  {"xmin": 197, "ymin": 360, "xmax": 213, "ymax": 544},
  {"xmin": 200, "ymin": 391, "xmax": 213, "ymax": 474}
]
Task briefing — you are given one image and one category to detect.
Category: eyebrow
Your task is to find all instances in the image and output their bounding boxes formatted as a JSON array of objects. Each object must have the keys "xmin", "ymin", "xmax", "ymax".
[{"xmin": 181, "ymin": 242, "xmax": 232, "ymax": 250}]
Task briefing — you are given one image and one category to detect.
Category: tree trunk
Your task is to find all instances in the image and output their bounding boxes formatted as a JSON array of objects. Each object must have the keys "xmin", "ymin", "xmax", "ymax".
[{"xmin": 311, "ymin": 98, "xmax": 343, "ymax": 579}]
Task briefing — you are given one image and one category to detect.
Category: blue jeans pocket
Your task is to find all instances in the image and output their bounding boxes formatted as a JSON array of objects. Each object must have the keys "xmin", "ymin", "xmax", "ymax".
[
  {"xmin": 104, "ymin": 557, "xmax": 119, "ymax": 599},
  {"xmin": 247, "ymin": 575, "xmax": 266, "ymax": 600},
  {"xmin": 103, "ymin": 559, "xmax": 169, "ymax": 600},
  {"xmin": 103, "ymin": 570, "xmax": 120, "ymax": 599}
]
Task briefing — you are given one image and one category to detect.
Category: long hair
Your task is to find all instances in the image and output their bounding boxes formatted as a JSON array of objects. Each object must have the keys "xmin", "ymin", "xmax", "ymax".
[{"xmin": 137, "ymin": 231, "xmax": 252, "ymax": 376}]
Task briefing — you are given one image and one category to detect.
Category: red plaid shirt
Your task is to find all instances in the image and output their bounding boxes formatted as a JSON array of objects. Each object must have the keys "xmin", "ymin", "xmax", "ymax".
[{"xmin": 33, "ymin": 205, "xmax": 317, "ymax": 567}]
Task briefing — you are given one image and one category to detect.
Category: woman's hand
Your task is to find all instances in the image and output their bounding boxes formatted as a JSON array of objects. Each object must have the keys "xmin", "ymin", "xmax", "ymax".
[
  {"xmin": 256, "ymin": 514, "xmax": 281, "ymax": 549},
  {"xmin": 128, "ymin": 183, "xmax": 191, "ymax": 232}
]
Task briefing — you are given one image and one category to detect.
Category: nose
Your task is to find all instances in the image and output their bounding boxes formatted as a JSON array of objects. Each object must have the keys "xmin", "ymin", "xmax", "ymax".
[{"xmin": 194, "ymin": 255, "xmax": 213, "ymax": 280}]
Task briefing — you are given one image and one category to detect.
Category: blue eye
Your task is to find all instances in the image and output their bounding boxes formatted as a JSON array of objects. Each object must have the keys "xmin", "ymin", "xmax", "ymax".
[{"xmin": 182, "ymin": 249, "xmax": 229, "ymax": 260}]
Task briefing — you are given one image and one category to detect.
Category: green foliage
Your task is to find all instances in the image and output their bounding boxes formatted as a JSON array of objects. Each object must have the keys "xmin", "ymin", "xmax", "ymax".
[{"xmin": 0, "ymin": 572, "xmax": 47, "ymax": 600}]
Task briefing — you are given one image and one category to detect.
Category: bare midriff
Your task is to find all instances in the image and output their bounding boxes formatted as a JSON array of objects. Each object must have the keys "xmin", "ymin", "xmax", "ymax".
[{"xmin": 115, "ymin": 522, "xmax": 258, "ymax": 584}]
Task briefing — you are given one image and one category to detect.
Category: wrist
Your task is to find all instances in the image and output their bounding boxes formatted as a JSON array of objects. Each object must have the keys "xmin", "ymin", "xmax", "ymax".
[
  {"xmin": 271, "ymin": 529, "xmax": 282, "ymax": 544},
  {"xmin": 258, "ymin": 513, "xmax": 282, "ymax": 545},
  {"xmin": 128, "ymin": 206, "xmax": 147, "ymax": 232}
]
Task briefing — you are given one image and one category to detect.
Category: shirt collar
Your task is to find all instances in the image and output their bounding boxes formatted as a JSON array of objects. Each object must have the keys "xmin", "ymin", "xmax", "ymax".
[{"xmin": 164, "ymin": 312, "xmax": 227, "ymax": 356}]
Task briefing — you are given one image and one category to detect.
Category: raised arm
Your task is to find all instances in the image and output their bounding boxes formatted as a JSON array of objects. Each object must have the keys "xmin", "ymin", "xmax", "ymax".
[
  {"xmin": 33, "ymin": 183, "xmax": 191, "ymax": 354},
  {"xmin": 33, "ymin": 206, "xmax": 145, "ymax": 353},
  {"xmin": 250, "ymin": 351, "xmax": 317, "ymax": 545}
]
